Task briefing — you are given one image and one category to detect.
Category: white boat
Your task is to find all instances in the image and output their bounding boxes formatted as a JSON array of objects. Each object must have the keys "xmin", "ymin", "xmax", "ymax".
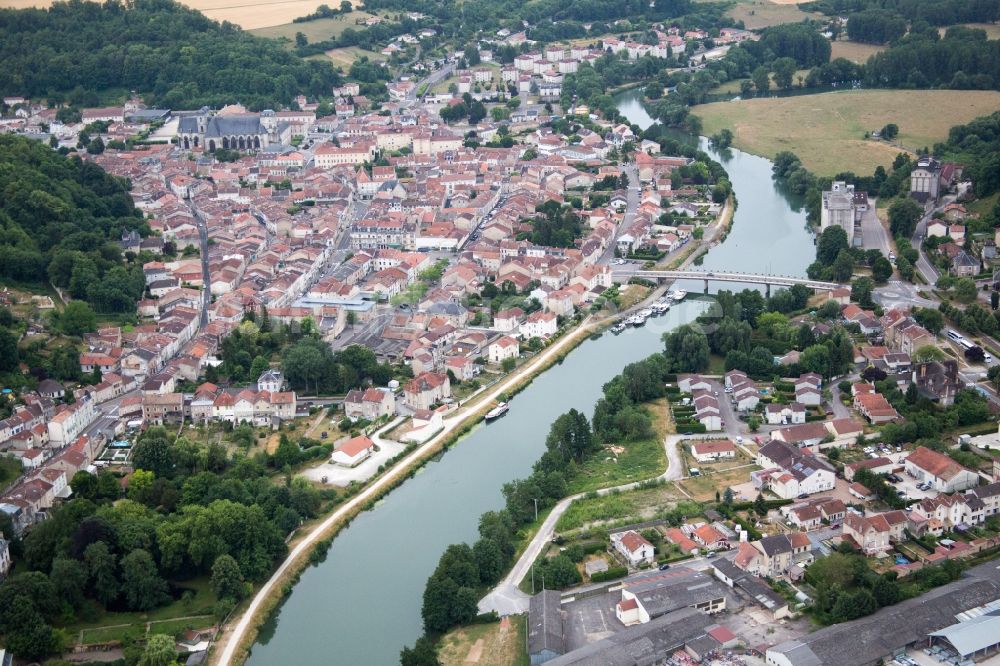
[
  {"xmin": 485, "ymin": 402, "xmax": 509, "ymax": 421},
  {"xmin": 611, "ymin": 323, "xmax": 626, "ymax": 334},
  {"xmin": 652, "ymin": 301, "xmax": 670, "ymax": 314},
  {"xmin": 672, "ymin": 289, "xmax": 687, "ymax": 302},
  {"xmin": 639, "ymin": 308, "xmax": 653, "ymax": 318}
]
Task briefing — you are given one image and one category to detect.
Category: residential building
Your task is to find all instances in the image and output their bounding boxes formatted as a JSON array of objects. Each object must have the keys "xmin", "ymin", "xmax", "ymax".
[
  {"xmin": 403, "ymin": 372, "xmax": 451, "ymax": 410},
  {"xmin": 904, "ymin": 446, "xmax": 979, "ymax": 493},
  {"xmin": 611, "ymin": 530, "xmax": 655, "ymax": 567},
  {"xmin": 691, "ymin": 440, "xmax": 737, "ymax": 463},
  {"xmin": 343, "ymin": 387, "xmax": 395, "ymax": 421},
  {"xmin": 330, "ymin": 435, "xmax": 375, "ymax": 467}
]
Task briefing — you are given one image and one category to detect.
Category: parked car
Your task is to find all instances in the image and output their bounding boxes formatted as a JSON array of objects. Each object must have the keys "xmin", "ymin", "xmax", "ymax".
[
  {"xmin": 320, "ymin": 431, "xmax": 328, "ymax": 439},
  {"xmin": 659, "ymin": 563, "xmax": 671, "ymax": 571}
]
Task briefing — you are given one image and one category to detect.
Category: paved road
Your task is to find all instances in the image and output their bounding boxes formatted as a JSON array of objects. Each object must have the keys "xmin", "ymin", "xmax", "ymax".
[
  {"xmin": 910, "ymin": 194, "xmax": 957, "ymax": 284},
  {"xmin": 859, "ymin": 202, "xmax": 892, "ymax": 255},
  {"xmin": 874, "ymin": 280, "xmax": 937, "ymax": 310}
]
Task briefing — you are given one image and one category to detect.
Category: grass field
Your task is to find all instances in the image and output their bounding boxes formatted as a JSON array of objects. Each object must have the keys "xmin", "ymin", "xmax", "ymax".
[
  {"xmin": 693, "ymin": 89, "xmax": 1000, "ymax": 175},
  {"xmin": 249, "ymin": 11, "xmax": 377, "ymax": 42},
  {"xmin": 322, "ymin": 46, "xmax": 385, "ymax": 70},
  {"xmin": 438, "ymin": 616, "xmax": 529, "ymax": 666},
  {"xmin": 830, "ymin": 39, "xmax": 886, "ymax": 64},
  {"xmin": 726, "ymin": 1, "xmax": 822, "ymax": 30},
  {"xmin": 677, "ymin": 465, "xmax": 758, "ymax": 502},
  {"xmin": 566, "ymin": 397, "xmax": 670, "ymax": 494}
]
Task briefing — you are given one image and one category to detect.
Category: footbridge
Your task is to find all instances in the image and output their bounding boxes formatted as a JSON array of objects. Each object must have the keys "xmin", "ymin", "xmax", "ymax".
[{"xmin": 613, "ymin": 269, "xmax": 843, "ymax": 296}]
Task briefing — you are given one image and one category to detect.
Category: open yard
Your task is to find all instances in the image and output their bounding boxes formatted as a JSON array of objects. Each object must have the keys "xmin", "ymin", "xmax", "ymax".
[
  {"xmin": 438, "ymin": 616, "xmax": 529, "ymax": 666},
  {"xmin": 556, "ymin": 482, "xmax": 690, "ymax": 532},
  {"xmin": 566, "ymin": 397, "xmax": 670, "ymax": 494},
  {"xmin": 829, "ymin": 39, "xmax": 886, "ymax": 64},
  {"xmin": 68, "ymin": 577, "xmax": 218, "ymax": 647},
  {"xmin": 726, "ymin": 0, "xmax": 822, "ymax": 30},
  {"xmin": 693, "ymin": 89, "xmax": 1000, "ymax": 175},
  {"xmin": 250, "ymin": 11, "xmax": 378, "ymax": 42},
  {"xmin": 0, "ymin": 455, "xmax": 22, "ymax": 488},
  {"xmin": 676, "ymin": 463, "xmax": 759, "ymax": 502}
]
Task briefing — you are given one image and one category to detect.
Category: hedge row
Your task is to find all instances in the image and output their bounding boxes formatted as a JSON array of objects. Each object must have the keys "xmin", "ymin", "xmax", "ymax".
[{"xmin": 591, "ymin": 566, "xmax": 629, "ymax": 583}]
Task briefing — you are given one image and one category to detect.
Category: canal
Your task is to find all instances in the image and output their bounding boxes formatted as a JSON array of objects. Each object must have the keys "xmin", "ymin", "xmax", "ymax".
[{"xmin": 246, "ymin": 90, "xmax": 815, "ymax": 666}]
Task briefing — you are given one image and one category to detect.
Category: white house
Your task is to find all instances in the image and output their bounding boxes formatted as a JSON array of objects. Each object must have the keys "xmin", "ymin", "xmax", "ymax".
[
  {"xmin": 904, "ymin": 446, "xmax": 979, "ymax": 493},
  {"xmin": 488, "ymin": 336, "xmax": 520, "ymax": 364},
  {"xmin": 521, "ymin": 311, "xmax": 557, "ymax": 338},
  {"xmin": 611, "ymin": 530, "xmax": 655, "ymax": 567},
  {"xmin": 691, "ymin": 439, "xmax": 737, "ymax": 463},
  {"xmin": 330, "ymin": 435, "xmax": 376, "ymax": 467},
  {"xmin": 765, "ymin": 403, "xmax": 806, "ymax": 425},
  {"xmin": 257, "ymin": 369, "xmax": 285, "ymax": 393}
]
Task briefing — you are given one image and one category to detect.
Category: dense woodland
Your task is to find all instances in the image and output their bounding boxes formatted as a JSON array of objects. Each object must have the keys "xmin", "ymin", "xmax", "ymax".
[
  {"xmin": 0, "ymin": 0, "xmax": 341, "ymax": 109},
  {"xmin": 0, "ymin": 426, "xmax": 332, "ymax": 661},
  {"xmin": 0, "ymin": 136, "xmax": 148, "ymax": 314}
]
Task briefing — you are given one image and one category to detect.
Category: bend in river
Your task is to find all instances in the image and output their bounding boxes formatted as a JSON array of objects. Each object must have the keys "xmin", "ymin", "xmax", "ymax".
[{"xmin": 245, "ymin": 91, "xmax": 815, "ymax": 666}]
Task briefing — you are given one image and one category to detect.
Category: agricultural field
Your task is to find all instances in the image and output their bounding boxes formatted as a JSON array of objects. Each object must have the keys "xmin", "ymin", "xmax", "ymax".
[
  {"xmin": 726, "ymin": 0, "xmax": 823, "ymax": 30},
  {"xmin": 0, "ymin": 0, "xmax": 361, "ymax": 29},
  {"xmin": 249, "ymin": 11, "xmax": 378, "ymax": 42},
  {"xmin": 829, "ymin": 39, "xmax": 886, "ymax": 64},
  {"xmin": 693, "ymin": 89, "xmax": 1000, "ymax": 175},
  {"xmin": 438, "ymin": 616, "xmax": 529, "ymax": 666}
]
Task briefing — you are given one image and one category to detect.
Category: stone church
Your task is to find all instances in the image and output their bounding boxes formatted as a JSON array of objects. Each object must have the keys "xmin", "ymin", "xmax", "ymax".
[{"xmin": 177, "ymin": 105, "xmax": 286, "ymax": 152}]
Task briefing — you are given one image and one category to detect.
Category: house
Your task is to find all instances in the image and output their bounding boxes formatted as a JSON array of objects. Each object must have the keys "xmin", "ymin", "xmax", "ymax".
[
  {"xmin": 494, "ymin": 307, "xmax": 524, "ymax": 332},
  {"xmin": 343, "ymin": 387, "xmax": 395, "ymax": 422},
  {"xmin": 693, "ymin": 391, "xmax": 722, "ymax": 431},
  {"xmin": 488, "ymin": 335, "xmax": 520, "ymax": 365},
  {"xmin": 403, "ymin": 372, "xmax": 451, "ymax": 410},
  {"xmin": 842, "ymin": 512, "xmax": 891, "ymax": 555},
  {"xmin": 755, "ymin": 440, "xmax": 835, "ymax": 498},
  {"xmin": 912, "ymin": 360, "xmax": 960, "ymax": 406},
  {"xmin": 904, "ymin": 446, "xmax": 979, "ymax": 493},
  {"xmin": 765, "ymin": 402, "xmax": 806, "ymax": 425},
  {"xmin": 257, "ymin": 369, "xmax": 284, "ymax": 393},
  {"xmin": 691, "ymin": 439, "xmax": 737, "ymax": 463},
  {"xmin": 678, "ymin": 374, "xmax": 712, "ymax": 393},
  {"xmin": 0, "ymin": 537, "xmax": 10, "ymax": 579},
  {"xmin": 844, "ymin": 456, "xmax": 895, "ymax": 481},
  {"xmin": 770, "ymin": 422, "xmax": 829, "ymax": 449},
  {"xmin": 853, "ymin": 391, "xmax": 899, "ymax": 424},
  {"xmin": 663, "ymin": 527, "xmax": 699, "ymax": 554},
  {"xmin": 611, "ymin": 530, "xmax": 655, "ymax": 567},
  {"xmin": 692, "ymin": 524, "xmax": 728, "ymax": 550},
  {"xmin": 521, "ymin": 311, "xmax": 557, "ymax": 339},
  {"xmin": 330, "ymin": 435, "xmax": 375, "ymax": 467},
  {"xmin": 750, "ymin": 532, "xmax": 813, "ymax": 577}
]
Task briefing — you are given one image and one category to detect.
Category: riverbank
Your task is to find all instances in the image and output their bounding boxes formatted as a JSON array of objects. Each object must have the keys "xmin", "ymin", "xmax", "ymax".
[{"xmin": 210, "ymin": 312, "xmax": 622, "ymax": 666}]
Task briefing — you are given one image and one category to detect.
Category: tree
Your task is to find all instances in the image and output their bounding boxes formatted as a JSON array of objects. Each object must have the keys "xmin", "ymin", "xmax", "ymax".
[
  {"xmin": 84, "ymin": 541, "xmax": 119, "ymax": 606},
  {"xmin": 400, "ymin": 636, "xmax": 441, "ymax": 666},
  {"xmin": 913, "ymin": 307, "xmax": 943, "ymax": 334},
  {"xmin": 59, "ymin": 300, "xmax": 97, "ymax": 335},
  {"xmin": 211, "ymin": 554, "xmax": 247, "ymax": 601},
  {"xmin": 751, "ymin": 66, "xmax": 770, "ymax": 95},
  {"xmin": 851, "ymin": 277, "xmax": 874, "ymax": 306},
  {"xmin": 722, "ymin": 487, "xmax": 734, "ymax": 505},
  {"xmin": 132, "ymin": 429, "xmax": 173, "ymax": 478},
  {"xmin": 872, "ymin": 256, "xmax": 893, "ymax": 283},
  {"xmin": 138, "ymin": 634, "xmax": 178, "ymax": 666},
  {"xmin": 546, "ymin": 409, "xmax": 594, "ymax": 463},
  {"xmin": 881, "ymin": 123, "xmax": 899, "ymax": 140},
  {"xmin": 888, "ymin": 197, "xmax": 923, "ymax": 238},
  {"xmin": 754, "ymin": 493, "xmax": 767, "ymax": 515},
  {"xmin": 817, "ymin": 226, "xmax": 849, "ymax": 265},
  {"xmin": 121, "ymin": 549, "xmax": 169, "ymax": 611},
  {"xmin": 86, "ymin": 137, "xmax": 105, "ymax": 154},
  {"xmin": 501, "ymin": 357, "xmax": 516, "ymax": 372},
  {"xmin": 473, "ymin": 538, "xmax": 506, "ymax": 585},
  {"xmin": 294, "ymin": 31, "xmax": 307, "ymax": 48},
  {"xmin": 50, "ymin": 557, "xmax": 87, "ymax": 609},
  {"xmin": 772, "ymin": 57, "xmax": 797, "ymax": 90},
  {"xmin": 831, "ymin": 249, "xmax": 855, "ymax": 282},
  {"xmin": 913, "ymin": 345, "xmax": 947, "ymax": 362},
  {"xmin": 955, "ymin": 277, "xmax": 978, "ymax": 303}
]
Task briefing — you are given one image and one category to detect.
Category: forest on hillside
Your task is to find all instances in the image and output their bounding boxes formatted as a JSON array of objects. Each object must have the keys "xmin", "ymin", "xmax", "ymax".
[
  {"xmin": 0, "ymin": 0, "xmax": 341, "ymax": 110},
  {"xmin": 0, "ymin": 136, "xmax": 148, "ymax": 313}
]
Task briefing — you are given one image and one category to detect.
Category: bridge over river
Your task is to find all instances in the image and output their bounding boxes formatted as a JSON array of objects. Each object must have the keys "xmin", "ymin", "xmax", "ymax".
[{"xmin": 613, "ymin": 268, "xmax": 843, "ymax": 296}]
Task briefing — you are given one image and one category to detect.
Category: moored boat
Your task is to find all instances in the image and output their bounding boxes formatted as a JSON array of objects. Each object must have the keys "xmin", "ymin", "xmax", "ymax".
[{"xmin": 485, "ymin": 402, "xmax": 509, "ymax": 421}]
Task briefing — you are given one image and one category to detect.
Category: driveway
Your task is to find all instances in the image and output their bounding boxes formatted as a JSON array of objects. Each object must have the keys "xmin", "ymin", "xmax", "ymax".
[
  {"xmin": 859, "ymin": 202, "xmax": 892, "ymax": 254},
  {"xmin": 299, "ymin": 428, "xmax": 405, "ymax": 487}
]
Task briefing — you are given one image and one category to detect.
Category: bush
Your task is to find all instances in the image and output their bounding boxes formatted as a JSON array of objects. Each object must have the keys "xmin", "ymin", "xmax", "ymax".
[{"xmin": 590, "ymin": 566, "xmax": 628, "ymax": 582}]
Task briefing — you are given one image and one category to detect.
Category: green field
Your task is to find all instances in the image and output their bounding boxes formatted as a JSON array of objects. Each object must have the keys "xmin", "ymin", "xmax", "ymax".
[
  {"xmin": 693, "ymin": 89, "xmax": 1000, "ymax": 175},
  {"xmin": 556, "ymin": 483, "xmax": 691, "ymax": 532},
  {"xmin": 250, "ymin": 11, "xmax": 378, "ymax": 43},
  {"xmin": 322, "ymin": 46, "xmax": 386, "ymax": 70}
]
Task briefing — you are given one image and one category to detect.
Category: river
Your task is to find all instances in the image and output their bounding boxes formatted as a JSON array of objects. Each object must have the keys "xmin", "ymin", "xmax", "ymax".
[{"xmin": 245, "ymin": 90, "xmax": 815, "ymax": 666}]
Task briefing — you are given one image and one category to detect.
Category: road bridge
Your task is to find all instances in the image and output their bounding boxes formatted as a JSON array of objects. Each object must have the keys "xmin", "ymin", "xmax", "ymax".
[{"xmin": 613, "ymin": 269, "xmax": 843, "ymax": 296}]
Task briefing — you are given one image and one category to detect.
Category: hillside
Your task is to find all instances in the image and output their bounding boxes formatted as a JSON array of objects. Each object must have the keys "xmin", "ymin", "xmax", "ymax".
[
  {"xmin": 0, "ymin": 0, "xmax": 341, "ymax": 109},
  {"xmin": 0, "ymin": 136, "xmax": 148, "ymax": 313}
]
